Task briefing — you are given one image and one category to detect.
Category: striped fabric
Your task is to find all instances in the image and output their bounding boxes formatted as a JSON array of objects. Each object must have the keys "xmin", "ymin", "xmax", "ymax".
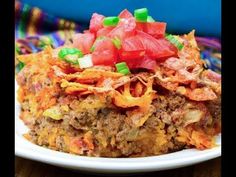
[{"xmin": 15, "ymin": 0, "xmax": 221, "ymax": 73}]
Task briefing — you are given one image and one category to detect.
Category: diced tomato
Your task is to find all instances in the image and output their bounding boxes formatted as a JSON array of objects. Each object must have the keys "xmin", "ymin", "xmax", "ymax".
[
  {"xmin": 135, "ymin": 22, "xmax": 166, "ymax": 39},
  {"xmin": 72, "ymin": 32, "xmax": 95, "ymax": 54},
  {"xmin": 135, "ymin": 22, "xmax": 145, "ymax": 31},
  {"xmin": 89, "ymin": 13, "xmax": 105, "ymax": 33},
  {"xmin": 97, "ymin": 26, "xmax": 114, "ymax": 37},
  {"xmin": 108, "ymin": 17, "xmax": 136, "ymax": 41},
  {"xmin": 92, "ymin": 38, "xmax": 118, "ymax": 66},
  {"xmin": 137, "ymin": 31, "xmax": 176, "ymax": 60},
  {"xmin": 158, "ymin": 38, "xmax": 178, "ymax": 59},
  {"xmin": 118, "ymin": 9, "xmax": 133, "ymax": 18},
  {"xmin": 145, "ymin": 22, "xmax": 166, "ymax": 38},
  {"xmin": 119, "ymin": 36, "xmax": 145, "ymax": 60},
  {"xmin": 119, "ymin": 50, "xmax": 145, "ymax": 61},
  {"xmin": 120, "ymin": 56, "xmax": 158, "ymax": 72}
]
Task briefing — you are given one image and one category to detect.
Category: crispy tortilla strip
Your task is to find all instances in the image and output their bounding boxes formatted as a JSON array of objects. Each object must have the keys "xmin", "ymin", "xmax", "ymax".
[
  {"xmin": 61, "ymin": 79, "xmax": 113, "ymax": 94},
  {"xmin": 112, "ymin": 79, "xmax": 156, "ymax": 110},
  {"xmin": 65, "ymin": 69, "xmax": 123, "ymax": 81}
]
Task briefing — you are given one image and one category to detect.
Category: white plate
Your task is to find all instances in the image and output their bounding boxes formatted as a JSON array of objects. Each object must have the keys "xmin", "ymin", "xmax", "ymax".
[{"xmin": 15, "ymin": 81, "xmax": 221, "ymax": 173}]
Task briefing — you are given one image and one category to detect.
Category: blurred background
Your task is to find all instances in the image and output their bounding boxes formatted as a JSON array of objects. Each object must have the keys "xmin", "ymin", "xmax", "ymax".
[
  {"xmin": 20, "ymin": 0, "xmax": 221, "ymax": 37},
  {"xmin": 15, "ymin": 0, "xmax": 221, "ymax": 73}
]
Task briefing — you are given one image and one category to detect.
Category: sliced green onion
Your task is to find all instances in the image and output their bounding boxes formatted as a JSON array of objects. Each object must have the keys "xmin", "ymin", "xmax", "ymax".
[
  {"xmin": 58, "ymin": 48, "xmax": 83, "ymax": 64},
  {"xmin": 165, "ymin": 34, "xmax": 184, "ymax": 50},
  {"xmin": 112, "ymin": 37, "xmax": 121, "ymax": 49},
  {"xmin": 103, "ymin": 16, "xmax": 120, "ymax": 26},
  {"xmin": 165, "ymin": 33, "xmax": 169, "ymax": 37},
  {"xmin": 119, "ymin": 68, "xmax": 130, "ymax": 75},
  {"xmin": 16, "ymin": 61, "xmax": 25, "ymax": 73},
  {"xmin": 58, "ymin": 48, "xmax": 83, "ymax": 59},
  {"xmin": 115, "ymin": 62, "xmax": 127, "ymax": 70},
  {"xmin": 115, "ymin": 62, "xmax": 130, "ymax": 75},
  {"xmin": 78, "ymin": 54, "xmax": 93, "ymax": 68},
  {"xmin": 64, "ymin": 54, "xmax": 80, "ymax": 64},
  {"xmin": 15, "ymin": 44, "xmax": 21, "ymax": 55},
  {"xmin": 134, "ymin": 8, "xmax": 148, "ymax": 22},
  {"xmin": 18, "ymin": 61, "xmax": 25, "ymax": 70},
  {"xmin": 147, "ymin": 16, "xmax": 155, "ymax": 22}
]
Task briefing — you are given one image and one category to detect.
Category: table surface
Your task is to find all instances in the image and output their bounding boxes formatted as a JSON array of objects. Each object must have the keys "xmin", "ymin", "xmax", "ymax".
[{"xmin": 15, "ymin": 156, "xmax": 221, "ymax": 177}]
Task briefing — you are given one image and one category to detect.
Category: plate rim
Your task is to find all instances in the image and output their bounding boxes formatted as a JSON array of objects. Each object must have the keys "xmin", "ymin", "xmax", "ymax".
[{"xmin": 15, "ymin": 134, "xmax": 221, "ymax": 173}]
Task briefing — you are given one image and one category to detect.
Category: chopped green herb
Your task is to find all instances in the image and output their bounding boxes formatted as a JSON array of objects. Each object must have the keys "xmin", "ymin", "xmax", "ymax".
[
  {"xmin": 103, "ymin": 16, "xmax": 120, "ymax": 26},
  {"xmin": 58, "ymin": 48, "xmax": 83, "ymax": 64},
  {"xmin": 147, "ymin": 16, "xmax": 155, "ymax": 22},
  {"xmin": 115, "ymin": 62, "xmax": 130, "ymax": 75},
  {"xmin": 165, "ymin": 34, "xmax": 184, "ymax": 50},
  {"xmin": 112, "ymin": 37, "xmax": 121, "ymax": 49},
  {"xmin": 134, "ymin": 8, "xmax": 148, "ymax": 22}
]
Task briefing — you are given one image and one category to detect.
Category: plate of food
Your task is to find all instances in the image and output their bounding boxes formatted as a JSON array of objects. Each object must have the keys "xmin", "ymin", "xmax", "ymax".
[{"xmin": 15, "ymin": 8, "xmax": 221, "ymax": 173}]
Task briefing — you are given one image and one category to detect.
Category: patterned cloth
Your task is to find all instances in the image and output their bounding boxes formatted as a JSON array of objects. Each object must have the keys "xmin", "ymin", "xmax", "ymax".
[{"xmin": 15, "ymin": 0, "xmax": 221, "ymax": 73}]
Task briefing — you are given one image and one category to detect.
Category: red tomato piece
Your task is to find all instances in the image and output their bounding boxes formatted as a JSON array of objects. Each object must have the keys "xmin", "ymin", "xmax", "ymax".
[
  {"xmin": 97, "ymin": 26, "xmax": 114, "ymax": 37},
  {"xmin": 92, "ymin": 38, "xmax": 118, "ymax": 66},
  {"xmin": 118, "ymin": 9, "xmax": 133, "ymax": 18},
  {"xmin": 137, "ymin": 31, "xmax": 176, "ymax": 59},
  {"xmin": 155, "ymin": 38, "xmax": 178, "ymax": 62},
  {"xmin": 119, "ymin": 36, "xmax": 145, "ymax": 60},
  {"xmin": 135, "ymin": 22, "xmax": 166, "ymax": 39},
  {"xmin": 135, "ymin": 22, "xmax": 145, "ymax": 31},
  {"xmin": 120, "ymin": 56, "xmax": 158, "ymax": 72},
  {"xmin": 145, "ymin": 22, "xmax": 166, "ymax": 38},
  {"xmin": 89, "ymin": 13, "xmax": 105, "ymax": 33},
  {"xmin": 119, "ymin": 50, "xmax": 145, "ymax": 60},
  {"xmin": 108, "ymin": 17, "xmax": 136, "ymax": 41},
  {"xmin": 72, "ymin": 32, "xmax": 95, "ymax": 54}
]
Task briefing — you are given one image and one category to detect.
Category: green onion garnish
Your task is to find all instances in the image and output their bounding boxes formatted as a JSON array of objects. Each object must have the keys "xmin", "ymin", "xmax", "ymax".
[
  {"xmin": 119, "ymin": 68, "xmax": 130, "ymax": 75},
  {"xmin": 165, "ymin": 34, "xmax": 184, "ymax": 50},
  {"xmin": 115, "ymin": 62, "xmax": 130, "ymax": 75},
  {"xmin": 16, "ymin": 61, "xmax": 25, "ymax": 73},
  {"xmin": 18, "ymin": 61, "xmax": 25, "ymax": 70},
  {"xmin": 116, "ymin": 62, "xmax": 128, "ymax": 70},
  {"xmin": 103, "ymin": 16, "xmax": 120, "ymax": 26},
  {"xmin": 58, "ymin": 48, "xmax": 83, "ymax": 64},
  {"xmin": 147, "ymin": 16, "xmax": 155, "ymax": 22},
  {"xmin": 15, "ymin": 44, "xmax": 21, "ymax": 55},
  {"xmin": 134, "ymin": 8, "xmax": 148, "ymax": 22},
  {"xmin": 112, "ymin": 37, "xmax": 121, "ymax": 49}
]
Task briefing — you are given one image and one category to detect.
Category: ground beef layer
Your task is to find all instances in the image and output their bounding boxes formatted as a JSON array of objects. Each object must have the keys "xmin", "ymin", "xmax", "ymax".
[{"xmin": 16, "ymin": 49, "xmax": 221, "ymax": 157}]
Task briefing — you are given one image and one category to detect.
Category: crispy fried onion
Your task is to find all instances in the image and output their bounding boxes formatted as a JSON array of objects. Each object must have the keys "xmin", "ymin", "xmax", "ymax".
[
  {"xmin": 61, "ymin": 69, "xmax": 157, "ymax": 115},
  {"xmin": 61, "ymin": 70, "xmax": 157, "ymax": 128},
  {"xmin": 65, "ymin": 68, "xmax": 123, "ymax": 82},
  {"xmin": 160, "ymin": 57, "xmax": 203, "ymax": 83},
  {"xmin": 154, "ymin": 74, "xmax": 217, "ymax": 101},
  {"xmin": 112, "ymin": 78, "xmax": 156, "ymax": 110},
  {"xmin": 178, "ymin": 30, "xmax": 203, "ymax": 65},
  {"xmin": 153, "ymin": 57, "xmax": 220, "ymax": 101},
  {"xmin": 200, "ymin": 70, "xmax": 221, "ymax": 95}
]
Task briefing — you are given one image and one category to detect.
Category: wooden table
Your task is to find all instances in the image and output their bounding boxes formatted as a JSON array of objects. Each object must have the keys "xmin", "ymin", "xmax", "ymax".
[{"xmin": 15, "ymin": 156, "xmax": 221, "ymax": 177}]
